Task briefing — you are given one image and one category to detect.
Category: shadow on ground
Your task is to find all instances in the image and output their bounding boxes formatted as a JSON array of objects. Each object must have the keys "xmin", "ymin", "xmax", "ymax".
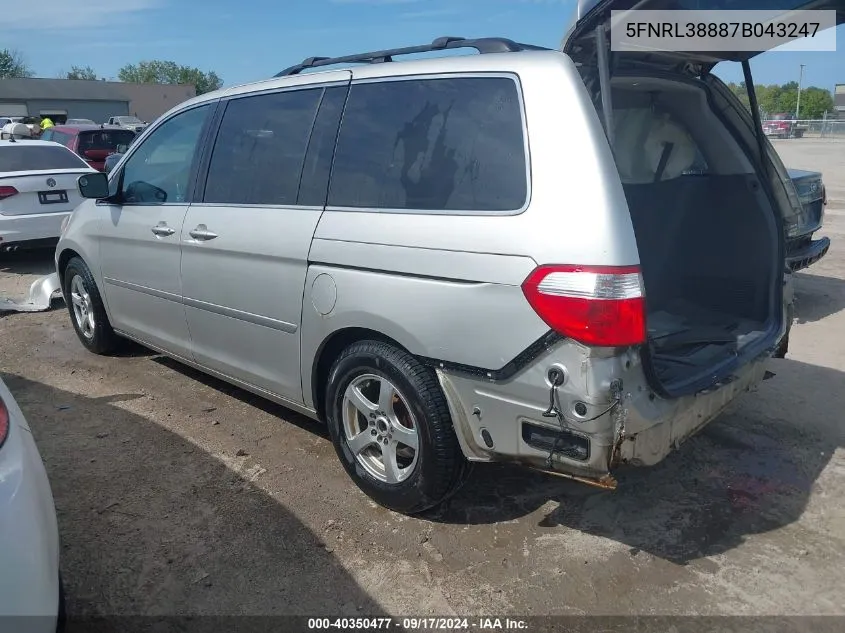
[
  {"xmin": 150, "ymin": 356, "xmax": 328, "ymax": 439},
  {"xmin": 0, "ymin": 249, "xmax": 56, "ymax": 276},
  {"xmin": 794, "ymin": 272, "xmax": 845, "ymax": 323},
  {"xmin": 3, "ymin": 374, "xmax": 383, "ymax": 624},
  {"xmin": 428, "ymin": 358, "xmax": 843, "ymax": 565},
  {"xmin": 147, "ymin": 350, "xmax": 843, "ymax": 566}
]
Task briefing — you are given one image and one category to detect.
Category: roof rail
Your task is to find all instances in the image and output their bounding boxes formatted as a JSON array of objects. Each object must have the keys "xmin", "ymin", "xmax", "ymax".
[{"xmin": 274, "ymin": 36, "xmax": 548, "ymax": 77}]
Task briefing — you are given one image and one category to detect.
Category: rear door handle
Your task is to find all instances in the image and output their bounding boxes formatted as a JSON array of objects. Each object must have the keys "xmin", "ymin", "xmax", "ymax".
[
  {"xmin": 151, "ymin": 223, "xmax": 175, "ymax": 237},
  {"xmin": 189, "ymin": 224, "xmax": 218, "ymax": 241}
]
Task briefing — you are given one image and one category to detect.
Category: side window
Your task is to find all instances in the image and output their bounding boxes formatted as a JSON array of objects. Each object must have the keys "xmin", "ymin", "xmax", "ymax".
[
  {"xmin": 203, "ymin": 88, "xmax": 322, "ymax": 205},
  {"xmin": 328, "ymin": 77, "xmax": 528, "ymax": 212},
  {"xmin": 298, "ymin": 86, "xmax": 347, "ymax": 206},
  {"xmin": 121, "ymin": 104, "xmax": 211, "ymax": 205},
  {"xmin": 47, "ymin": 131, "xmax": 71, "ymax": 147}
]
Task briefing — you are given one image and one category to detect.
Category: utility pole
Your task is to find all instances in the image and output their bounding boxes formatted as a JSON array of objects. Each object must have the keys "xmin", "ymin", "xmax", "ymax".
[{"xmin": 795, "ymin": 64, "xmax": 806, "ymax": 119}]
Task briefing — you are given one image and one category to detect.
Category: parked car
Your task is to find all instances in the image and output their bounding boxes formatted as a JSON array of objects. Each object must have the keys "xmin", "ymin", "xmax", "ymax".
[
  {"xmin": 785, "ymin": 168, "xmax": 829, "ymax": 271},
  {"xmin": 58, "ymin": 17, "xmax": 838, "ymax": 513},
  {"xmin": 0, "ymin": 139, "xmax": 97, "ymax": 251},
  {"xmin": 763, "ymin": 113, "xmax": 806, "ymax": 139},
  {"xmin": 41, "ymin": 125, "xmax": 137, "ymax": 172},
  {"xmin": 0, "ymin": 376, "xmax": 63, "ymax": 630},
  {"xmin": 106, "ymin": 115, "xmax": 147, "ymax": 133},
  {"xmin": 65, "ymin": 118, "xmax": 96, "ymax": 126}
]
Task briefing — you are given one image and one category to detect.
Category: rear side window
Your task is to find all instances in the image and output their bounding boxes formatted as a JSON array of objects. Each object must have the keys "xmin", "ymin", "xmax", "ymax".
[
  {"xmin": 204, "ymin": 88, "xmax": 322, "ymax": 205},
  {"xmin": 0, "ymin": 145, "xmax": 89, "ymax": 171},
  {"xmin": 43, "ymin": 130, "xmax": 71, "ymax": 146},
  {"xmin": 328, "ymin": 76, "xmax": 527, "ymax": 212},
  {"xmin": 78, "ymin": 130, "xmax": 136, "ymax": 153}
]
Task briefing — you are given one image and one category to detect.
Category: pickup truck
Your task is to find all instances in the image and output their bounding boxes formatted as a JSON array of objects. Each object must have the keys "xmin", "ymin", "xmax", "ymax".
[
  {"xmin": 106, "ymin": 116, "xmax": 147, "ymax": 133},
  {"xmin": 785, "ymin": 168, "xmax": 830, "ymax": 271}
]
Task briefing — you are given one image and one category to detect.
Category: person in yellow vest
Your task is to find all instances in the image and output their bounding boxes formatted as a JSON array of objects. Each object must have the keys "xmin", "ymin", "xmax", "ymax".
[{"xmin": 40, "ymin": 116, "xmax": 55, "ymax": 132}]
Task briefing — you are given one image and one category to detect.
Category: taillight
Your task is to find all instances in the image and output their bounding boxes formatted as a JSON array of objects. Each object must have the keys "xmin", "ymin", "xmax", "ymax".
[
  {"xmin": 0, "ymin": 186, "xmax": 18, "ymax": 201},
  {"xmin": 521, "ymin": 265, "xmax": 646, "ymax": 347},
  {"xmin": 0, "ymin": 395, "xmax": 9, "ymax": 450}
]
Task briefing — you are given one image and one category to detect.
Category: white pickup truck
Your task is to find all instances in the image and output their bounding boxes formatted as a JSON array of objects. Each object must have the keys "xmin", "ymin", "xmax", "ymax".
[{"xmin": 105, "ymin": 115, "xmax": 147, "ymax": 133}]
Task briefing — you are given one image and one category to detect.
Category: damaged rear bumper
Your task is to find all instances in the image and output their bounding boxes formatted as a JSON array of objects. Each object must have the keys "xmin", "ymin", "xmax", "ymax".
[
  {"xmin": 435, "ymin": 339, "xmax": 770, "ymax": 487},
  {"xmin": 617, "ymin": 358, "xmax": 769, "ymax": 467}
]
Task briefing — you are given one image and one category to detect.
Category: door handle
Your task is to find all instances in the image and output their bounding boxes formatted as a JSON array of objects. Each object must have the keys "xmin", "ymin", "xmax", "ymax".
[
  {"xmin": 151, "ymin": 223, "xmax": 175, "ymax": 237},
  {"xmin": 189, "ymin": 225, "xmax": 218, "ymax": 241}
]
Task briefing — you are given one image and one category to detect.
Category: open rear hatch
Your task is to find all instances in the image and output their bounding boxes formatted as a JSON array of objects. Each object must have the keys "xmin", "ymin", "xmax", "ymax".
[{"xmin": 562, "ymin": 0, "xmax": 843, "ymax": 398}]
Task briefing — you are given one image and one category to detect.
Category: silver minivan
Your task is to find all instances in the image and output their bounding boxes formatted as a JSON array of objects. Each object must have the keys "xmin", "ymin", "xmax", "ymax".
[{"xmin": 55, "ymin": 3, "xmax": 840, "ymax": 513}]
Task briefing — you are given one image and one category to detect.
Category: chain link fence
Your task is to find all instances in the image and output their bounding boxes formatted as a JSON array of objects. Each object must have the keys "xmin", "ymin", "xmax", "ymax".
[{"xmin": 764, "ymin": 118, "xmax": 845, "ymax": 140}]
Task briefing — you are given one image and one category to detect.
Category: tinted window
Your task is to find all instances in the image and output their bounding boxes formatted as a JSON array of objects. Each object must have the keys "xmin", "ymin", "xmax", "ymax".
[
  {"xmin": 204, "ymin": 89, "xmax": 322, "ymax": 205},
  {"xmin": 329, "ymin": 77, "xmax": 527, "ymax": 212},
  {"xmin": 78, "ymin": 129, "xmax": 136, "ymax": 153},
  {"xmin": 298, "ymin": 87, "xmax": 347, "ymax": 207},
  {"xmin": 121, "ymin": 104, "xmax": 210, "ymax": 204},
  {"xmin": 51, "ymin": 131, "xmax": 72, "ymax": 147},
  {"xmin": 0, "ymin": 145, "xmax": 89, "ymax": 171}
]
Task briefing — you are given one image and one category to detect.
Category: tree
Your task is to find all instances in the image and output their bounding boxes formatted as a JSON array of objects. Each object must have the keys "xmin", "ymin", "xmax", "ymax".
[
  {"xmin": 118, "ymin": 60, "xmax": 222, "ymax": 95},
  {"xmin": 65, "ymin": 65, "xmax": 99, "ymax": 81},
  {"xmin": 0, "ymin": 48, "xmax": 33, "ymax": 78},
  {"xmin": 725, "ymin": 80, "xmax": 833, "ymax": 119}
]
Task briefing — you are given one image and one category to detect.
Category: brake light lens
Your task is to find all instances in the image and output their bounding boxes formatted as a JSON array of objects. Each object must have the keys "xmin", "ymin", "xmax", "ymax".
[
  {"xmin": 0, "ymin": 395, "xmax": 9, "ymax": 450},
  {"xmin": 0, "ymin": 186, "xmax": 19, "ymax": 201},
  {"xmin": 521, "ymin": 265, "xmax": 646, "ymax": 347}
]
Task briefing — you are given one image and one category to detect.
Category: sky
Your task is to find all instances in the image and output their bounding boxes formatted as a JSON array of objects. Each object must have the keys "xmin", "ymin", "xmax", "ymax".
[{"xmin": 4, "ymin": 0, "xmax": 842, "ymax": 92}]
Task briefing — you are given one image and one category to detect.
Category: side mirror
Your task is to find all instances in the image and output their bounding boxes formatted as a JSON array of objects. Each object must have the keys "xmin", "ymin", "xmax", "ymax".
[{"xmin": 78, "ymin": 172, "xmax": 110, "ymax": 199}]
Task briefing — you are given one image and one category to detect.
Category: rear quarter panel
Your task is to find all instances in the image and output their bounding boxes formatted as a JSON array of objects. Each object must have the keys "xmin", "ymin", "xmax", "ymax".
[{"xmin": 300, "ymin": 52, "xmax": 641, "ymax": 409}]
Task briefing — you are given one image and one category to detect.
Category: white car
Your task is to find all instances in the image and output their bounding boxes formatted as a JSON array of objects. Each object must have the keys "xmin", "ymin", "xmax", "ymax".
[
  {"xmin": 0, "ymin": 139, "xmax": 96, "ymax": 252},
  {"xmin": 0, "ymin": 376, "xmax": 62, "ymax": 630}
]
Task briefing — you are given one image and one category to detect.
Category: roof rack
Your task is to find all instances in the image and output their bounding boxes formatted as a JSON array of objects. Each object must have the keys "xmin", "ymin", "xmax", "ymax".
[{"xmin": 275, "ymin": 36, "xmax": 548, "ymax": 77}]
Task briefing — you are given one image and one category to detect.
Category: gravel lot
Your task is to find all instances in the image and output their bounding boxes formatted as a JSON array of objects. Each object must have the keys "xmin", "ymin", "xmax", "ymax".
[{"xmin": 0, "ymin": 139, "xmax": 842, "ymax": 624}]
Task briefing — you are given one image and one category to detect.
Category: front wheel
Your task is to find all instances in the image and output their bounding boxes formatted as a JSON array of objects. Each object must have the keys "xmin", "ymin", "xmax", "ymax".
[
  {"xmin": 63, "ymin": 257, "xmax": 122, "ymax": 355},
  {"xmin": 325, "ymin": 341, "xmax": 468, "ymax": 514}
]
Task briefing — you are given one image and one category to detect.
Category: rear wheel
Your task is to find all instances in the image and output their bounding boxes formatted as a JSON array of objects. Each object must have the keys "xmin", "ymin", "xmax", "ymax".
[
  {"xmin": 63, "ymin": 257, "xmax": 122, "ymax": 354},
  {"xmin": 325, "ymin": 341, "xmax": 468, "ymax": 514}
]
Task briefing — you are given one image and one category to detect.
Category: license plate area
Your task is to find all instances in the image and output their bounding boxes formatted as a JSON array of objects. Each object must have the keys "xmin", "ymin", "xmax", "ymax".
[{"xmin": 38, "ymin": 190, "xmax": 68, "ymax": 205}]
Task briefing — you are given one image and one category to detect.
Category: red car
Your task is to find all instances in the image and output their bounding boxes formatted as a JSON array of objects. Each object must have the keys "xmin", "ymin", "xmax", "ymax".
[{"xmin": 40, "ymin": 125, "xmax": 137, "ymax": 172}]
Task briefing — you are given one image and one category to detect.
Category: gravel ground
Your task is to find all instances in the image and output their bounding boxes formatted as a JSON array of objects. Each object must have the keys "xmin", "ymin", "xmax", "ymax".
[{"xmin": 0, "ymin": 139, "xmax": 842, "ymax": 624}]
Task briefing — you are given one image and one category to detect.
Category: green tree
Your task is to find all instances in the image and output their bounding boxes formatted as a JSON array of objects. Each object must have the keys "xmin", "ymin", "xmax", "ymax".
[
  {"xmin": 118, "ymin": 60, "xmax": 222, "ymax": 95},
  {"xmin": 0, "ymin": 48, "xmax": 33, "ymax": 78},
  {"xmin": 726, "ymin": 80, "xmax": 833, "ymax": 119},
  {"xmin": 797, "ymin": 87, "xmax": 834, "ymax": 119},
  {"xmin": 65, "ymin": 65, "xmax": 99, "ymax": 81}
]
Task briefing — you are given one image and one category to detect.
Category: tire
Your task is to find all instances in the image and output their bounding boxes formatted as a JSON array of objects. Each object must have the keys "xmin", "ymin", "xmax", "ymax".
[
  {"xmin": 325, "ymin": 340, "xmax": 468, "ymax": 514},
  {"xmin": 774, "ymin": 304, "xmax": 794, "ymax": 359},
  {"xmin": 63, "ymin": 257, "xmax": 122, "ymax": 354}
]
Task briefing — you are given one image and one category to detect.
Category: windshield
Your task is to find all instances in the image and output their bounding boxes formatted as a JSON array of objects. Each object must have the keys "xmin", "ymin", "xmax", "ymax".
[
  {"xmin": 0, "ymin": 145, "xmax": 90, "ymax": 171},
  {"xmin": 78, "ymin": 129, "xmax": 137, "ymax": 153},
  {"xmin": 117, "ymin": 117, "xmax": 143, "ymax": 124}
]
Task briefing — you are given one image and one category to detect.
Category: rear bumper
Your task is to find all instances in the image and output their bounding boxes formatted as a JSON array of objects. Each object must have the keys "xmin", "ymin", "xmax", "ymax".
[
  {"xmin": 0, "ymin": 212, "xmax": 68, "ymax": 249},
  {"xmin": 435, "ymin": 339, "xmax": 769, "ymax": 485},
  {"xmin": 786, "ymin": 236, "xmax": 830, "ymax": 272}
]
